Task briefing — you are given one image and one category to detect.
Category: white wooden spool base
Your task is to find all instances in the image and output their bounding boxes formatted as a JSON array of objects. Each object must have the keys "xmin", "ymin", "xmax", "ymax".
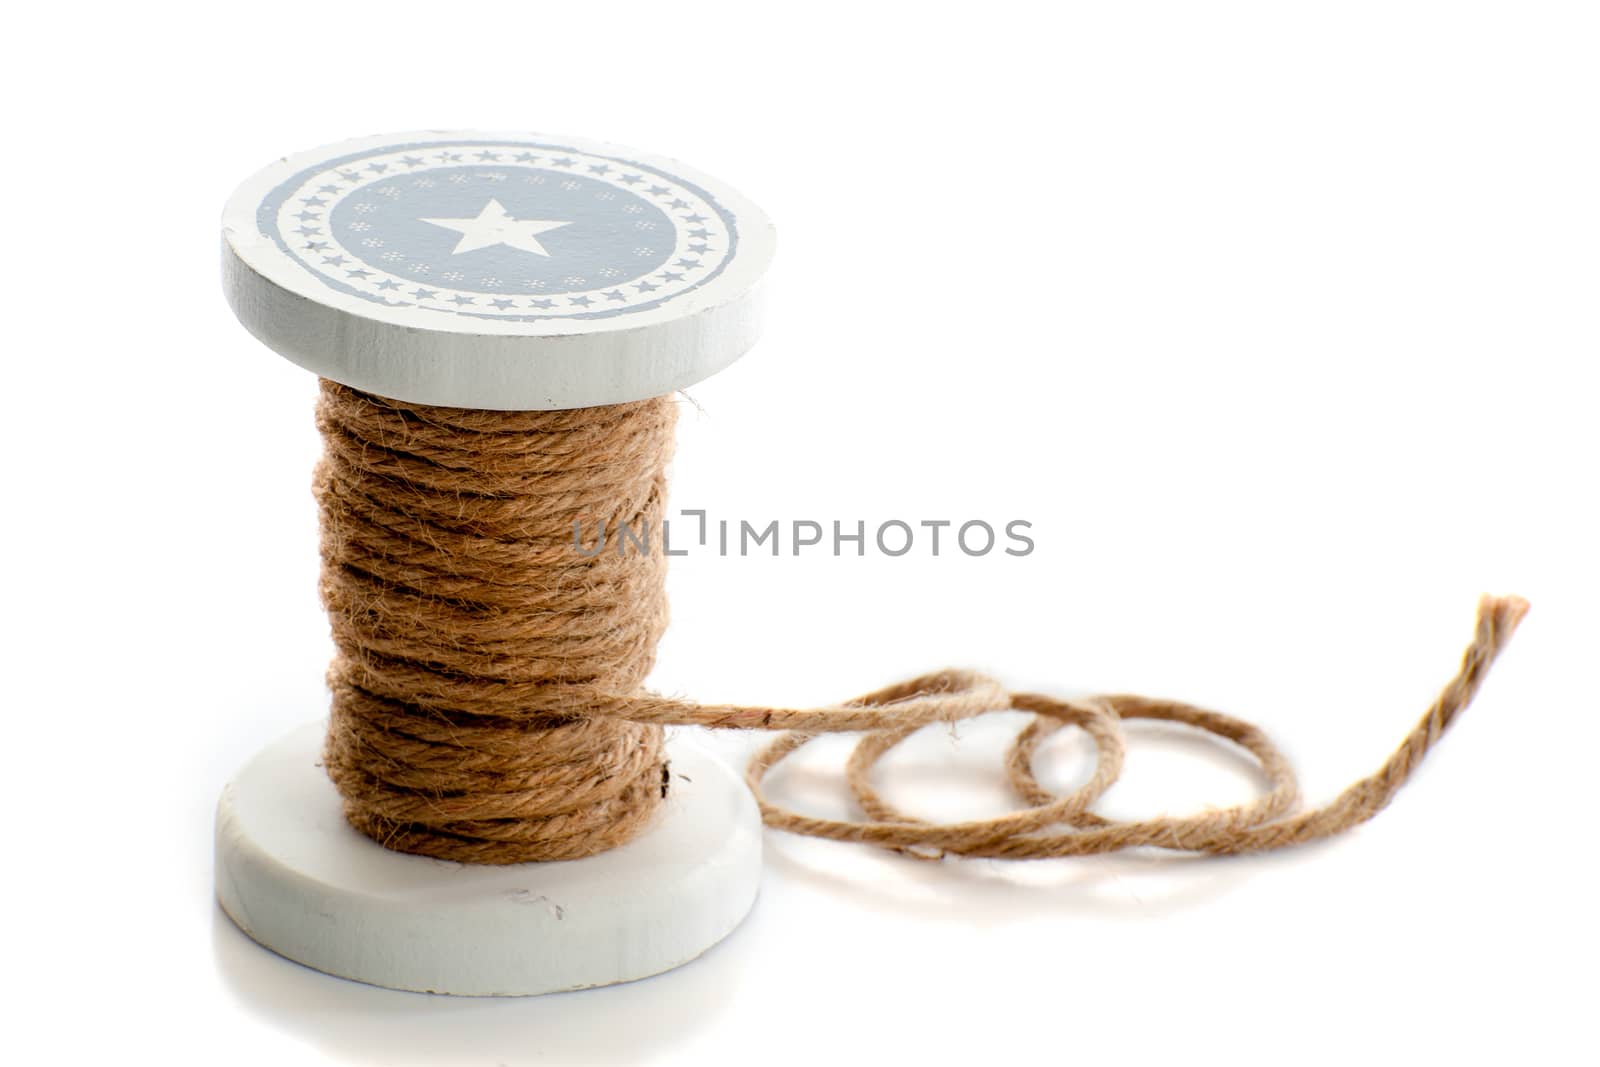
[
  {"xmin": 217, "ymin": 131, "xmax": 774, "ymax": 994},
  {"xmin": 216, "ymin": 725, "xmax": 762, "ymax": 995}
]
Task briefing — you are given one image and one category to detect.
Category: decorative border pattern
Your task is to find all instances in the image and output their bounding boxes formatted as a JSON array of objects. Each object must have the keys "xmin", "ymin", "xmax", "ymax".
[{"xmin": 256, "ymin": 140, "xmax": 740, "ymax": 322}]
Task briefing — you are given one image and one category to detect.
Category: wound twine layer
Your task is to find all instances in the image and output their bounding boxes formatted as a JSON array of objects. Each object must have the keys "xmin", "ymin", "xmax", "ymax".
[
  {"xmin": 317, "ymin": 382, "xmax": 676, "ymax": 862},
  {"xmin": 315, "ymin": 380, "xmax": 1528, "ymax": 866}
]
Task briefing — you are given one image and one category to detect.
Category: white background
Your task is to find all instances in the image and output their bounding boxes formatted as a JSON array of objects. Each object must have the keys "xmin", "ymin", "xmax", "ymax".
[{"xmin": 4, "ymin": 2, "xmax": 1596, "ymax": 1064}]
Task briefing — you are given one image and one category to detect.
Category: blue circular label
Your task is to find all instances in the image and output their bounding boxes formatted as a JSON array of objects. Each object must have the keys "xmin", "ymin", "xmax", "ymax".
[{"xmin": 259, "ymin": 141, "xmax": 739, "ymax": 321}]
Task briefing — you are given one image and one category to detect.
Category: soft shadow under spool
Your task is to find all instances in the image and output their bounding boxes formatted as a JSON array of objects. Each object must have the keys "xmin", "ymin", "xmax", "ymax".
[{"xmin": 216, "ymin": 130, "xmax": 1528, "ymax": 996}]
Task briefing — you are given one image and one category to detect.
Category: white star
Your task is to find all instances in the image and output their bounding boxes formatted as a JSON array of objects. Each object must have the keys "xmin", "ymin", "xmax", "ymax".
[{"xmin": 419, "ymin": 199, "xmax": 570, "ymax": 257}]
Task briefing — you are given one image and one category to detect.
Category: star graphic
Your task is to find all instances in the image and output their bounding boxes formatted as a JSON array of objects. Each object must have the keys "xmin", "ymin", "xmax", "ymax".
[
  {"xmin": 376, "ymin": 279, "xmax": 401, "ymax": 291},
  {"xmin": 420, "ymin": 199, "xmax": 570, "ymax": 257},
  {"xmin": 476, "ymin": 151, "xmax": 501, "ymax": 162},
  {"xmin": 530, "ymin": 298, "xmax": 556, "ymax": 309},
  {"xmin": 413, "ymin": 288, "xmax": 438, "ymax": 300},
  {"xmin": 683, "ymin": 214, "xmax": 707, "ymax": 224},
  {"xmin": 401, "ymin": 156, "xmax": 425, "ymax": 168},
  {"xmin": 604, "ymin": 289, "xmax": 627, "ymax": 301},
  {"xmin": 514, "ymin": 152, "xmax": 539, "ymax": 163},
  {"xmin": 450, "ymin": 294, "xmax": 475, "ymax": 305},
  {"xmin": 569, "ymin": 295, "xmax": 594, "ymax": 307},
  {"xmin": 619, "ymin": 174, "xmax": 643, "ymax": 185},
  {"xmin": 635, "ymin": 280, "xmax": 659, "ymax": 292},
  {"xmin": 491, "ymin": 298, "xmax": 515, "ymax": 309}
]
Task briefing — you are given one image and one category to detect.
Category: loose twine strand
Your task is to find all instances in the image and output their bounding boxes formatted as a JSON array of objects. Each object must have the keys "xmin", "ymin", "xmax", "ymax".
[{"xmin": 315, "ymin": 381, "xmax": 1528, "ymax": 865}]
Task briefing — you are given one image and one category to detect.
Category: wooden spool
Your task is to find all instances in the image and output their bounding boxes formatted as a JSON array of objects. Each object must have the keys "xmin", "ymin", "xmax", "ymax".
[{"xmin": 216, "ymin": 131, "xmax": 775, "ymax": 995}]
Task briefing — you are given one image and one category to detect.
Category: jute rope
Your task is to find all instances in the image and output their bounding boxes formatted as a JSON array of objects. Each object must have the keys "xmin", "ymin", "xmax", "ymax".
[{"xmin": 315, "ymin": 380, "xmax": 1528, "ymax": 865}]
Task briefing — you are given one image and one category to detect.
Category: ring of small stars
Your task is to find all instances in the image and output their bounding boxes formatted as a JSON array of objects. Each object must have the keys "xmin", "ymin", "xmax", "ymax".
[{"xmin": 274, "ymin": 144, "xmax": 732, "ymax": 319}]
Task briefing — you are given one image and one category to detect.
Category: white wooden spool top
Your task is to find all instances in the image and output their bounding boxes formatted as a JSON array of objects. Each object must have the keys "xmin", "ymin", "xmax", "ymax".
[
  {"xmin": 223, "ymin": 130, "xmax": 775, "ymax": 410},
  {"xmin": 216, "ymin": 131, "xmax": 771, "ymax": 995}
]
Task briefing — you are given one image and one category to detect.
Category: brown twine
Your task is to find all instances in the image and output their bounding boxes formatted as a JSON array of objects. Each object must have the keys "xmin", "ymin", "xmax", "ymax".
[{"xmin": 314, "ymin": 379, "xmax": 1528, "ymax": 865}]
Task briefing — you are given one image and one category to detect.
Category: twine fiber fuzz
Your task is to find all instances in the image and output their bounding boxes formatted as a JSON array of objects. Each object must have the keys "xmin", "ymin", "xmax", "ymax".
[{"xmin": 314, "ymin": 380, "xmax": 1528, "ymax": 865}]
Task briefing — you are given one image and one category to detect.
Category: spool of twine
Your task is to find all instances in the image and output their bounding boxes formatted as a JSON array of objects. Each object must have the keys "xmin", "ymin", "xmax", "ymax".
[{"xmin": 312, "ymin": 378, "xmax": 1527, "ymax": 866}]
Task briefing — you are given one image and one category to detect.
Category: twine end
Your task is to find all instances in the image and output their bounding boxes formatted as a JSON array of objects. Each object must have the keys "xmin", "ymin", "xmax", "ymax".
[{"xmin": 1482, "ymin": 593, "xmax": 1532, "ymax": 635}]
